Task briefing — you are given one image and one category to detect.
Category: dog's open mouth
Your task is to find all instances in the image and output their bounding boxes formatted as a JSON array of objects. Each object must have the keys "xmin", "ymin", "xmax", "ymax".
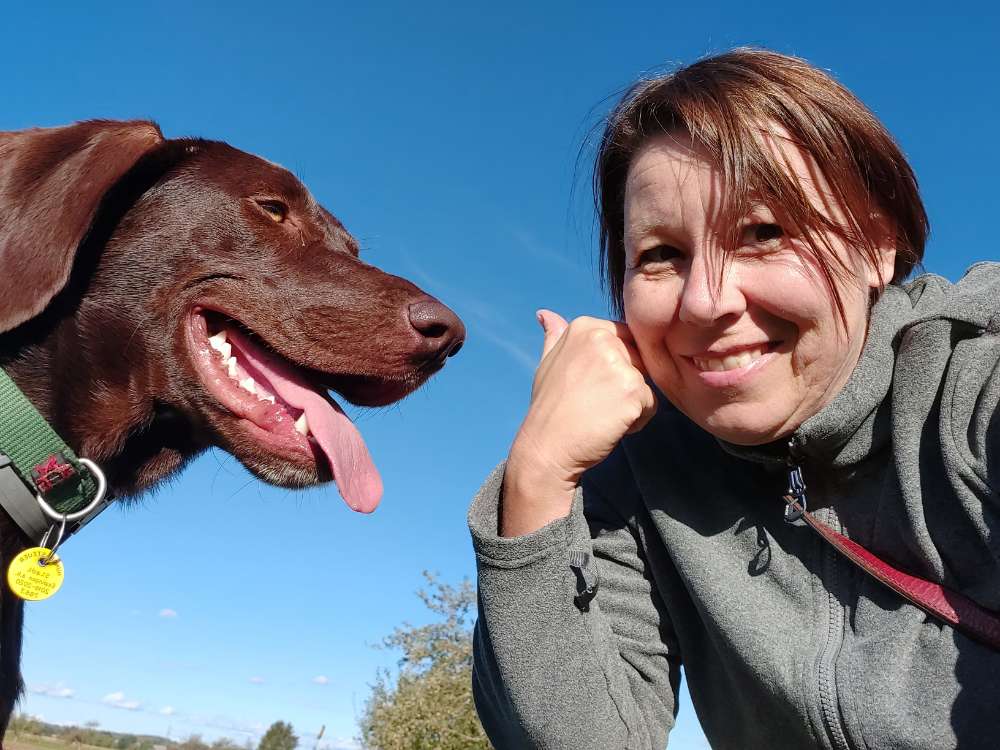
[{"xmin": 185, "ymin": 309, "xmax": 382, "ymax": 513}]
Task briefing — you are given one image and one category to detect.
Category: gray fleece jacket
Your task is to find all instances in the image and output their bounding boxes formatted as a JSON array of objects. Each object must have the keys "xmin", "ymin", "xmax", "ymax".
[{"xmin": 469, "ymin": 263, "xmax": 1000, "ymax": 750}]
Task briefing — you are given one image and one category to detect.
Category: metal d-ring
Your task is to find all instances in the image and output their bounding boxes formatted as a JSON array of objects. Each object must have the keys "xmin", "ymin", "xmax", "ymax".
[
  {"xmin": 35, "ymin": 457, "xmax": 108, "ymax": 523},
  {"xmin": 39, "ymin": 516, "xmax": 68, "ymax": 566}
]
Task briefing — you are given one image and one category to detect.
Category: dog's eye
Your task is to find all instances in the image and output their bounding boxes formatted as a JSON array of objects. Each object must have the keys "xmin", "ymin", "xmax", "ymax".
[{"xmin": 256, "ymin": 199, "xmax": 288, "ymax": 223}]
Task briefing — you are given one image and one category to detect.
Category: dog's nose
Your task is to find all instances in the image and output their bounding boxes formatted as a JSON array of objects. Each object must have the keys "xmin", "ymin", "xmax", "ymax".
[{"xmin": 408, "ymin": 298, "xmax": 465, "ymax": 358}]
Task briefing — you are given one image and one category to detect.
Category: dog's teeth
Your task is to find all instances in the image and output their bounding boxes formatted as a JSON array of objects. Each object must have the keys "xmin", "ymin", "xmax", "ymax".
[
  {"xmin": 294, "ymin": 413, "xmax": 309, "ymax": 436},
  {"xmin": 208, "ymin": 331, "xmax": 227, "ymax": 351},
  {"xmin": 239, "ymin": 377, "xmax": 256, "ymax": 395},
  {"xmin": 227, "ymin": 358, "xmax": 238, "ymax": 378},
  {"xmin": 257, "ymin": 392, "xmax": 276, "ymax": 404},
  {"xmin": 217, "ymin": 341, "xmax": 232, "ymax": 360}
]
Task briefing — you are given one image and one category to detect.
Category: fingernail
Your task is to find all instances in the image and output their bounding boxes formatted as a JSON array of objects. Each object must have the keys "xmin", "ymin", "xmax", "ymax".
[{"xmin": 535, "ymin": 310, "xmax": 546, "ymax": 329}]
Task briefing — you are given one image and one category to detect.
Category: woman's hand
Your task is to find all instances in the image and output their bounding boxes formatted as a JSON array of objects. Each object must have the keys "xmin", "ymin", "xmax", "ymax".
[{"xmin": 501, "ymin": 310, "xmax": 658, "ymax": 537}]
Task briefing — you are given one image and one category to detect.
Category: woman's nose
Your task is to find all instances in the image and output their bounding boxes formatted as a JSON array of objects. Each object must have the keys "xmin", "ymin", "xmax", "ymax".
[{"xmin": 677, "ymin": 255, "xmax": 745, "ymax": 326}]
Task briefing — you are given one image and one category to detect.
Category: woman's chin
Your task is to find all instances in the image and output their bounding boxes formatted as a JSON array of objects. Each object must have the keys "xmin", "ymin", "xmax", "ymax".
[{"xmin": 698, "ymin": 408, "xmax": 795, "ymax": 446}]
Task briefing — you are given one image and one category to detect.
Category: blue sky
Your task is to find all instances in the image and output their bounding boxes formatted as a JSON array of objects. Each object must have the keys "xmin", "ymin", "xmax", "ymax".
[{"xmin": 4, "ymin": 3, "xmax": 998, "ymax": 749}]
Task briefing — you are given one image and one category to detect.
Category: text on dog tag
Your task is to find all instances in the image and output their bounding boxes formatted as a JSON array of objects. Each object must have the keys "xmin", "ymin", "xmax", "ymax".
[{"xmin": 7, "ymin": 547, "xmax": 64, "ymax": 601}]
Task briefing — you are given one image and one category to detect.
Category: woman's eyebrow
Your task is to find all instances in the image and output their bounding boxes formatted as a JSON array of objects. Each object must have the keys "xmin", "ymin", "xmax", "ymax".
[
  {"xmin": 624, "ymin": 221, "xmax": 673, "ymax": 248},
  {"xmin": 626, "ymin": 215, "xmax": 682, "ymax": 237},
  {"xmin": 739, "ymin": 204, "xmax": 777, "ymax": 219}
]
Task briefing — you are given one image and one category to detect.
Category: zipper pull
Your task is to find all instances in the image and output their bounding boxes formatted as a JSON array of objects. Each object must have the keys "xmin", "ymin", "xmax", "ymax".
[
  {"xmin": 569, "ymin": 550, "xmax": 599, "ymax": 612},
  {"xmin": 784, "ymin": 439, "xmax": 808, "ymax": 526}
]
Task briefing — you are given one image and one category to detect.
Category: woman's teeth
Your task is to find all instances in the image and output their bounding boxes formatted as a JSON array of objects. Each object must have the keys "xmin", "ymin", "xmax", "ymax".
[{"xmin": 693, "ymin": 346, "xmax": 766, "ymax": 373}]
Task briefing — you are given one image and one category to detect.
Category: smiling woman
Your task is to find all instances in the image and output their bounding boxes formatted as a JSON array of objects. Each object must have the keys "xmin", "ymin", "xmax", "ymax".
[
  {"xmin": 621, "ymin": 133, "xmax": 893, "ymax": 445},
  {"xmin": 468, "ymin": 49, "xmax": 1000, "ymax": 749}
]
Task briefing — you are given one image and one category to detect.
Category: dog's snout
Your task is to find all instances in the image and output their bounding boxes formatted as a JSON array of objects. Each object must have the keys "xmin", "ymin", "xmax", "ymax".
[{"xmin": 408, "ymin": 298, "xmax": 465, "ymax": 358}]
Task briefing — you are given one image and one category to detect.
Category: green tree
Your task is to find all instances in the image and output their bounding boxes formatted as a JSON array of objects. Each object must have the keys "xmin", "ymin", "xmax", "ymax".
[
  {"xmin": 9, "ymin": 713, "xmax": 43, "ymax": 738},
  {"xmin": 358, "ymin": 572, "xmax": 490, "ymax": 750},
  {"xmin": 257, "ymin": 722, "xmax": 298, "ymax": 750},
  {"xmin": 67, "ymin": 725, "xmax": 87, "ymax": 748},
  {"xmin": 178, "ymin": 734, "xmax": 211, "ymax": 750}
]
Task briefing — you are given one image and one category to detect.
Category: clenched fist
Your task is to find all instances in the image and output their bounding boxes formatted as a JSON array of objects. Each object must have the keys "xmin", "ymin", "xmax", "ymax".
[{"xmin": 501, "ymin": 310, "xmax": 657, "ymax": 537}]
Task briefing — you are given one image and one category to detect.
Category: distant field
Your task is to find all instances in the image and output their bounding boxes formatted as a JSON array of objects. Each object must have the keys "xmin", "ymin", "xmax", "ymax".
[{"xmin": 7, "ymin": 734, "xmax": 110, "ymax": 750}]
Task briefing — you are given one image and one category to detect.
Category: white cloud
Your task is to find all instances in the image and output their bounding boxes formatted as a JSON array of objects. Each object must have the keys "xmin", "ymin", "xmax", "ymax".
[
  {"xmin": 28, "ymin": 683, "xmax": 74, "ymax": 699},
  {"xmin": 248, "ymin": 676, "xmax": 265, "ymax": 685},
  {"xmin": 102, "ymin": 691, "xmax": 142, "ymax": 711},
  {"xmin": 159, "ymin": 608, "xmax": 178, "ymax": 618},
  {"xmin": 311, "ymin": 675, "xmax": 330, "ymax": 685},
  {"xmin": 471, "ymin": 324, "xmax": 536, "ymax": 371},
  {"xmin": 160, "ymin": 706, "xmax": 176, "ymax": 716},
  {"xmin": 399, "ymin": 251, "xmax": 536, "ymax": 372},
  {"xmin": 509, "ymin": 227, "xmax": 582, "ymax": 274}
]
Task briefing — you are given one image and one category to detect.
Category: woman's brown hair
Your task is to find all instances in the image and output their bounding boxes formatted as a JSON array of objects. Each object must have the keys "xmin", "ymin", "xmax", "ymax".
[{"xmin": 595, "ymin": 48, "xmax": 928, "ymax": 318}]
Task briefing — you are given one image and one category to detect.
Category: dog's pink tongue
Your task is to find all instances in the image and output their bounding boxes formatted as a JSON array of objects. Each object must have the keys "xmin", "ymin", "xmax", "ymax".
[
  {"xmin": 281, "ymin": 386, "xmax": 383, "ymax": 513},
  {"xmin": 229, "ymin": 331, "xmax": 382, "ymax": 513}
]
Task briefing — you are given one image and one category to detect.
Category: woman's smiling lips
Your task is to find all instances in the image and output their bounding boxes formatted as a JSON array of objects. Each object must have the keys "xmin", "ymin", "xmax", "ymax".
[{"xmin": 683, "ymin": 342, "xmax": 780, "ymax": 387}]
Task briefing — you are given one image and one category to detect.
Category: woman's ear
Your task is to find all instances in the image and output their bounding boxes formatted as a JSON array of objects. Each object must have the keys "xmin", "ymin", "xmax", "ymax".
[
  {"xmin": 865, "ymin": 213, "xmax": 898, "ymax": 289},
  {"xmin": 870, "ymin": 245, "xmax": 897, "ymax": 288}
]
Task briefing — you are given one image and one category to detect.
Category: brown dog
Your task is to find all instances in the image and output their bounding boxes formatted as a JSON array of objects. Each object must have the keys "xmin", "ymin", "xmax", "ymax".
[{"xmin": 0, "ymin": 120, "xmax": 464, "ymax": 731}]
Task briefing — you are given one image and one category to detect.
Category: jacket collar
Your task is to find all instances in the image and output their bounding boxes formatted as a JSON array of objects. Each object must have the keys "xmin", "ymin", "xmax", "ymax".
[{"xmin": 719, "ymin": 284, "xmax": 915, "ymax": 469}]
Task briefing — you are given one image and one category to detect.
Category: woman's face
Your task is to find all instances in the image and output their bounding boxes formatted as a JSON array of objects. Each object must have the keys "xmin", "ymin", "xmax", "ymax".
[{"xmin": 622, "ymin": 133, "xmax": 894, "ymax": 445}]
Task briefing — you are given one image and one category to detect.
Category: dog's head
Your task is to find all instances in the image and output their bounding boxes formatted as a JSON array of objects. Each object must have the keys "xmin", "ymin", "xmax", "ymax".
[{"xmin": 0, "ymin": 120, "xmax": 464, "ymax": 512}]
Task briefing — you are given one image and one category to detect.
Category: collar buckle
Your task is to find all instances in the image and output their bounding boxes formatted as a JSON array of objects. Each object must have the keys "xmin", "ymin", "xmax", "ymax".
[{"xmin": 31, "ymin": 452, "xmax": 77, "ymax": 494}]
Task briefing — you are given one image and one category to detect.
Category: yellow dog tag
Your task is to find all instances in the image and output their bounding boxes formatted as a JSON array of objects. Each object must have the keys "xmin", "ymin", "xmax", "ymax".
[{"xmin": 7, "ymin": 547, "xmax": 64, "ymax": 601}]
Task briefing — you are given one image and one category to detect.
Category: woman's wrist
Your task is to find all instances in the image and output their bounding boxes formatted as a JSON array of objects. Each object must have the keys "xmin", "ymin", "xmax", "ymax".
[{"xmin": 500, "ymin": 445, "xmax": 577, "ymax": 537}]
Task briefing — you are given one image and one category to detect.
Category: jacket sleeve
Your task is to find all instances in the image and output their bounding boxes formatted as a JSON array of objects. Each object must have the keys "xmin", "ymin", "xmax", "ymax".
[
  {"xmin": 897, "ymin": 263, "xmax": 1000, "ymax": 609},
  {"xmin": 468, "ymin": 460, "xmax": 681, "ymax": 749},
  {"xmin": 938, "ymin": 264, "xmax": 1000, "ymax": 503}
]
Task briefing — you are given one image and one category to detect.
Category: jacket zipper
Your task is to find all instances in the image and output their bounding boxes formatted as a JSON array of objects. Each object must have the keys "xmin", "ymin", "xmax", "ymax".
[{"xmin": 787, "ymin": 439, "xmax": 853, "ymax": 750}]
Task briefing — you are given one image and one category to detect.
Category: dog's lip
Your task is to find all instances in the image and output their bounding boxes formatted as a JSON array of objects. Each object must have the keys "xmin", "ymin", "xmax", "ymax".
[
  {"xmin": 319, "ymin": 370, "xmax": 427, "ymax": 407},
  {"xmin": 191, "ymin": 304, "xmax": 428, "ymax": 405},
  {"xmin": 183, "ymin": 308, "xmax": 312, "ymax": 448},
  {"xmin": 183, "ymin": 306, "xmax": 383, "ymax": 512}
]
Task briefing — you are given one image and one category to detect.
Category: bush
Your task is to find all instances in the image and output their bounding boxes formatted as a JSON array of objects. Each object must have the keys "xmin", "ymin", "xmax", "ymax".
[
  {"xmin": 358, "ymin": 573, "xmax": 489, "ymax": 750},
  {"xmin": 257, "ymin": 721, "xmax": 297, "ymax": 750}
]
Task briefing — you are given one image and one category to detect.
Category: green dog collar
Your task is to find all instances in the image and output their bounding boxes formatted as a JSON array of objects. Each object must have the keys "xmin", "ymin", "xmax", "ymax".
[{"xmin": 0, "ymin": 368, "xmax": 111, "ymax": 542}]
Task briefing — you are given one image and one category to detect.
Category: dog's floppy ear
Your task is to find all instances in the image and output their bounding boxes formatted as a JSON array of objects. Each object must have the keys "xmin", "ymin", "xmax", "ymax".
[{"xmin": 0, "ymin": 119, "xmax": 164, "ymax": 333}]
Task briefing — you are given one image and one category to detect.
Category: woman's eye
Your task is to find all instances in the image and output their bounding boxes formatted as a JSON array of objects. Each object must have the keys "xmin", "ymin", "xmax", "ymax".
[
  {"xmin": 256, "ymin": 199, "xmax": 288, "ymax": 223},
  {"xmin": 742, "ymin": 222, "xmax": 784, "ymax": 245},
  {"xmin": 635, "ymin": 245, "xmax": 680, "ymax": 268}
]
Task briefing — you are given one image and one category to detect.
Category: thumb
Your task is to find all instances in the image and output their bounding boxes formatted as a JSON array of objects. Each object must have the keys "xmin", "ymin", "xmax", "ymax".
[{"xmin": 537, "ymin": 309, "xmax": 569, "ymax": 359}]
